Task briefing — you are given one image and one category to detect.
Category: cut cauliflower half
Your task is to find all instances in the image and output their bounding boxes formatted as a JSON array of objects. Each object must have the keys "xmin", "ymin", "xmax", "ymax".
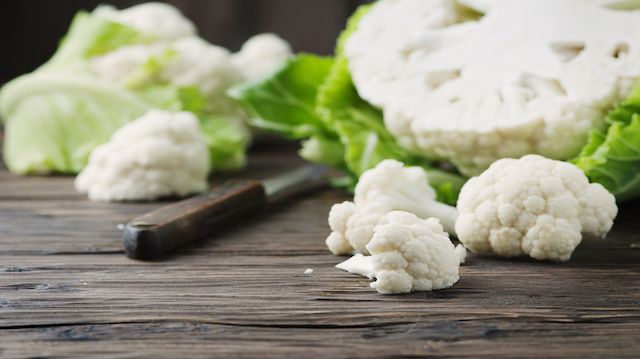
[
  {"xmin": 75, "ymin": 110, "xmax": 210, "ymax": 202},
  {"xmin": 367, "ymin": 211, "xmax": 461, "ymax": 294},
  {"xmin": 346, "ymin": 0, "xmax": 640, "ymax": 176},
  {"xmin": 96, "ymin": 2, "xmax": 196, "ymax": 40},
  {"xmin": 455, "ymin": 155, "xmax": 618, "ymax": 262},
  {"xmin": 325, "ymin": 159, "xmax": 458, "ymax": 255},
  {"xmin": 232, "ymin": 34, "xmax": 293, "ymax": 82}
]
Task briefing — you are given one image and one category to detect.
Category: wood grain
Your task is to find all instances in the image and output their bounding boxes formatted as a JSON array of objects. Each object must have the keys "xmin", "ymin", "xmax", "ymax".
[{"xmin": 1, "ymin": 142, "xmax": 639, "ymax": 358}]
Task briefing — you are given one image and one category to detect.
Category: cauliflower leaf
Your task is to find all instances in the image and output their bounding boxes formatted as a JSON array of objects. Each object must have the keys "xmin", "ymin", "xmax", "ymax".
[{"xmin": 574, "ymin": 86, "xmax": 640, "ymax": 200}]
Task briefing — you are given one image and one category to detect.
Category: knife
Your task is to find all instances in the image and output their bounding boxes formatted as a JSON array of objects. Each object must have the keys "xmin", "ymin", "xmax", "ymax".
[{"xmin": 123, "ymin": 165, "xmax": 327, "ymax": 260}]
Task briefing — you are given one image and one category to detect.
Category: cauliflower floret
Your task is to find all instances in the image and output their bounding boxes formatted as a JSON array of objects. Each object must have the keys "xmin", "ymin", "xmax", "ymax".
[
  {"xmin": 90, "ymin": 44, "xmax": 164, "ymax": 84},
  {"xmin": 366, "ymin": 211, "xmax": 461, "ymax": 294},
  {"xmin": 455, "ymin": 155, "xmax": 618, "ymax": 261},
  {"xmin": 75, "ymin": 110, "xmax": 210, "ymax": 202},
  {"xmin": 326, "ymin": 159, "xmax": 457, "ymax": 255},
  {"xmin": 454, "ymin": 244, "xmax": 467, "ymax": 264},
  {"xmin": 346, "ymin": 0, "xmax": 640, "ymax": 176},
  {"xmin": 232, "ymin": 34, "xmax": 293, "ymax": 82},
  {"xmin": 96, "ymin": 2, "xmax": 196, "ymax": 40},
  {"xmin": 162, "ymin": 37, "xmax": 242, "ymax": 106}
]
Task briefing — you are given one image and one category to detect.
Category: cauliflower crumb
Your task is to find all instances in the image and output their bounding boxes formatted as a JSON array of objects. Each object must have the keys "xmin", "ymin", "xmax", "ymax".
[
  {"xmin": 456, "ymin": 154, "xmax": 618, "ymax": 261},
  {"xmin": 367, "ymin": 211, "xmax": 461, "ymax": 294},
  {"xmin": 75, "ymin": 109, "xmax": 210, "ymax": 202}
]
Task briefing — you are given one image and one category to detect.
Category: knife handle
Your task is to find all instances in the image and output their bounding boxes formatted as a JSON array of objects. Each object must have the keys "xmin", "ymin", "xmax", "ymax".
[{"xmin": 123, "ymin": 180, "xmax": 266, "ymax": 260}]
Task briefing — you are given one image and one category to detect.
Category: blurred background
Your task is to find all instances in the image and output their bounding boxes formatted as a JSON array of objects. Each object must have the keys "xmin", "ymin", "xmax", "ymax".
[{"xmin": 0, "ymin": 0, "xmax": 371, "ymax": 84}]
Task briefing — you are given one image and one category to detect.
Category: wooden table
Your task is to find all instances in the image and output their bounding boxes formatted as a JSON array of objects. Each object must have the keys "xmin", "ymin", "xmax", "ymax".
[{"xmin": 1, "ymin": 142, "xmax": 639, "ymax": 358}]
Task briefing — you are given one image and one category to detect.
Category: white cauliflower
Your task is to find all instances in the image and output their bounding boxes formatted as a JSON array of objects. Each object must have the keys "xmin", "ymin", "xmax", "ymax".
[
  {"xmin": 232, "ymin": 33, "xmax": 293, "ymax": 82},
  {"xmin": 75, "ymin": 110, "xmax": 210, "ymax": 202},
  {"xmin": 455, "ymin": 155, "xmax": 618, "ymax": 261},
  {"xmin": 90, "ymin": 44, "xmax": 165, "ymax": 85},
  {"xmin": 346, "ymin": 0, "xmax": 640, "ymax": 176},
  {"xmin": 367, "ymin": 211, "xmax": 461, "ymax": 294},
  {"xmin": 328, "ymin": 155, "xmax": 617, "ymax": 263},
  {"xmin": 96, "ymin": 2, "xmax": 196, "ymax": 40},
  {"xmin": 91, "ymin": 37, "xmax": 241, "ymax": 99},
  {"xmin": 326, "ymin": 159, "xmax": 458, "ymax": 255},
  {"xmin": 162, "ymin": 37, "xmax": 242, "ymax": 109}
]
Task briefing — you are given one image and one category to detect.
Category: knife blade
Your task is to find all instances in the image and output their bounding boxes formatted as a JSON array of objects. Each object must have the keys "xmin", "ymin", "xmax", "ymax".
[{"xmin": 123, "ymin": 165, "xmax": 327, "ymax": 260}]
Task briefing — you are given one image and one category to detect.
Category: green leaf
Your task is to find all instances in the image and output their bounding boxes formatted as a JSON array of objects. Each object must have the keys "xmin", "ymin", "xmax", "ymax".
[
  {"xmin": 299, "ymin": 135, "xmax": 346, "ymax": 169},
  {"xmin": 0, "ymin": 73, "xmax": 151, "ymax": 174},
  {"xmin": 137, "ymin": 85, "xmax": 206, "ymax": 114},
  {"xmin": 45, "ymin": 11, "xmax": 154, "ymax": 69},
  {"xmin": 229, "ymin": 54, "xmax": 335, "ymax": 140},
  {"xmin": 574, "ymin": 113, "xmax": 640, "ymax": 200},
  {"xmin": 200, "ymin": 115, "xmax": 250, "ymax": 171}
]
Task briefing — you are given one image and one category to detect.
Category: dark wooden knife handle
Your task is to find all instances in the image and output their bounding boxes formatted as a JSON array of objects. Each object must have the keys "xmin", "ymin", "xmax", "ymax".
[{"xmin": 123, "ymin": 180, "xmax": 266, "ymax": 260}]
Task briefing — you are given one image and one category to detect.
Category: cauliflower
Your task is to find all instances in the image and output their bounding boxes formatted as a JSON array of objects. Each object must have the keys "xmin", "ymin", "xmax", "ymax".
[
  {"xmin": 162, "ymin": 37, "xmax": 242, "ymax": 109},
  {"xmin": 95, "ymin": 2, "xmax": 196, "ymax": 40},
  {"xmin": 91, "ymin": 37, "xmax": 241, "ymax": 98},
  {"xmin": 90, "ymin": 44, "xmax": 165, "ymax": 85},
  {"xmin": 326, "ymin": 159, "xmax": 458, "ymax": 255},
  {"xmin": 232, "ymin": 34, "xmax": 293, "ymax": 82},
  {"xmin": 75, "ymin": 110, "xmax": 210, "ymax": 202},
  {"xmin": 337, "ymin": 211, "xmax": 461, "ymax": 294},
  {"xmin": 328, "ymin": 155, "xmax": 617, "ymax": 263},
  {"xmin": 345, "ymin": 0, "xmax": 640, "ymax": 176},
  {"xmin": 455, "ymin": 155, "xmax": 618, "ymax": 261}
]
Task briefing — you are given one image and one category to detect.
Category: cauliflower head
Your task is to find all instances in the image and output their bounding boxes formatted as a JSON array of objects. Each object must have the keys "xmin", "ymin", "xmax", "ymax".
[
  {"xmin": 75, "ymin": 110, "xmax": 210, "ymax": 201},
  {"xmin": 345, "ymin": 0, "xmax": 640, "ymax": 176},
  {"xmin": 455, "ymin": 155, "xmax": 618, "ymax": 261},
  {"xmin": 367, "ymin": 211, "xmax": 461, "ymax": 294},
  {"xmin": 326, "ymin": 159, "xmax": 457, "ymax": 255},
  {"xmin": 232, "ymin": 34, "xmax": 293, "ymax": 82}
]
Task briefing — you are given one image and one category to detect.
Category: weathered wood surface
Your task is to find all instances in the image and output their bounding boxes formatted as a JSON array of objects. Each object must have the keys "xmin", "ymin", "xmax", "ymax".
[{"xmin": 1, "ymin": 142, "xmax": 639, "ymax": 358}]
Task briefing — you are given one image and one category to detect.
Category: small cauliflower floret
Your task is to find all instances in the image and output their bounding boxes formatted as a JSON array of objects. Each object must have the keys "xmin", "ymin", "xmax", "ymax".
[
  {"xmin": 162, "ymin": 37, "xmax": 242, "ymax": 106},
  {"xmin": 326, "ymin": 159, "xmax": 458, "ymax": 255},
  {"xmin": 96, "ymin": 2, "xmax": 196, "ymax": 40},
  {"xmin": 455, "ymin": 154, "xmax": 618, "ymax": 261},
  {"xmin": 232, "ymin": 34, "xmax": 293, "ymax": 82},
  {"xmin": 75, "ymin": 110, "xmax": 210, "ymax": 202},
  {"xmin": 367, "ymin": 211, "xmax": 461, "ymax": 294},
  {"xmin": 454, "ymin": 244, "xmax": 467, "ymax": 264},
  {"xmin": 346, "ymin": 0, "xmax": 640, "ymax": 176}
]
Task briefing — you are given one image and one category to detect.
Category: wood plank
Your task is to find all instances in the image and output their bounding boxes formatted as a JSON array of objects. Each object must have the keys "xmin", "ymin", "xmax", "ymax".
[{"xmin": 1, "ymin": 143, "xmax": 639, "ymax": 358}]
